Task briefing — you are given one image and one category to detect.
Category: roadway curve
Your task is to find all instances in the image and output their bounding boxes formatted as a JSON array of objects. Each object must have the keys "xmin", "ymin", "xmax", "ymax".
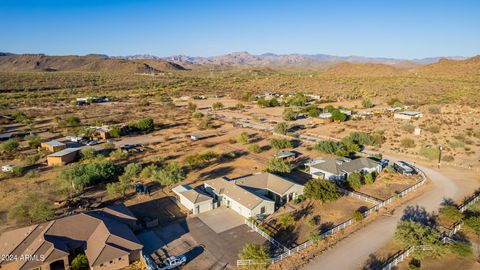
[{"xmin": 302, "ymin": 156, "xmax": 461, "ymax": 270}]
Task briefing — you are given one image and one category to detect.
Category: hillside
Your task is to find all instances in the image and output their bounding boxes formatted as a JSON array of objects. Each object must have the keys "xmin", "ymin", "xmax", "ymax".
[
  {"xmin": 413, "ymin": 56, "xmax": 480, "ymax": 77},
  {"xmin": 322, "ymin": 62, "xmax": 406, "ymax": 77},
  {"xmin": 0, "ymin": 54, "xmax": 185, "ymax": 73}
]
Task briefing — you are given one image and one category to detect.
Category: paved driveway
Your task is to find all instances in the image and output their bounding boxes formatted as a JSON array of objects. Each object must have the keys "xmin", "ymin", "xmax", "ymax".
[
  {"xmin": 302, "ymin": 155, "xmax": 465, "ymax": 270},
  {"xmin": 136, "ymin": 230, "xmax": 165, "ymax": 255},
  {"xmin": 196, "ymin": 207, "xmax": 245, "ymax": 233}
]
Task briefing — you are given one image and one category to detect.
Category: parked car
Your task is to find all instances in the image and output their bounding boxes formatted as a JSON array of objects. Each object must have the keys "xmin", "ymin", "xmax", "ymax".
[
  {"xmin": 158, "ymin": 255, "xmax": 187, "ymax": 270},
  {"xmin": 87, "ymin": 141, "xmax": 98, "ymax": 146},
  {"xmin": 379, "ymin": 159, "xmax": 389, "ymax": 168},
  {"xmin": 393, "ymin": 161, "xmax": 416, "ymax": 176}
]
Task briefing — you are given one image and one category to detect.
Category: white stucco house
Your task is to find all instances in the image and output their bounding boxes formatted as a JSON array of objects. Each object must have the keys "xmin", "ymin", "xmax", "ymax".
[
  {"xmin": 306, "ymin": 157, "xmax": 382, "ymax": 182},
  {"xmin": 172, "ymin": 185, "xmax": 214, "ymax": 215}
]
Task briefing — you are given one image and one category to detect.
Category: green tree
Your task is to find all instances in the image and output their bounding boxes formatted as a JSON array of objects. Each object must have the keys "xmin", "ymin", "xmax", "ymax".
[
  {"xmin": 304, "ymin": 179, "xmax": 340, "ymax": 203},
  {"xmin": 270, "ymin": 138, "xmax": 292, "ymax": 149},
  {"xmin": 308, "ymin": 231, "xmax": 323, "ymax": 243},
  {"xmin": 154, "ymin": 162, "xmax": 186, "ymax": 186},
  {"xmin": 25, "ymin": 134, "xmax": 42, "ymax": 148},
  {"xmin": 364, "ymin": 171, "xmax": 377, "ymax": 185},
  {"xmin": 237, "ymin": 132, "xmax": 250, "ymax": 144},
  {"xmin": 238, "ymin": 244, "xmax": 270, "ymax": 270},
  {"xmin": 278, "ymin": 214, "xmax": 295, "ymax": 230},
  {"xmin": 352, "ymin": 210, "xmax": 364, "ymax": 221},
  {"xmin": 110, "ymin": 149, "xmax": 128, "ymax": 160},
  {"xmin": 60, "ymin": 161, "xmax": 121, "ymax": 192},
  {"xmin": 282, "ymin": 108, "xmax": 298, "ymax": 121},
  {"xmin": 80, "ymin": 147, "xmax": 97, "ymax": 160},
  {"xmin": 273, "ymin": 122, "xmax": 289, "ymax": 135},
  {"xmin": 305, "ymin": 105, "xmax": 321, "ymax": 117},
  {"xmin": 438, "ymin": 205, "xmax": 464, "ymax": 224},
  {"xmin": 109, "ymin": 125, "xmax": 122, "ymax": 138},
  {"xmin": 103, "ymin": 142, "xmax": 115, "ymax": 150},
  {"xmin": 395, "ymin": 221, "xmax": 445, "ymax": 258},
  {"xmin": 464, "ymin": 216, "xmax": 480, "ymax": 255},
  {"xmin": 59, "ymin": 115, "xmax": 81, "ymax": 128},
  {"xmin": 71, "ymin": 254, "xmax": 89, "ymax": 270},
  {"xmin": 1, "ymin": 138, "xmax": 19, "ymax": 154},
  {"xmin": 140, "ymin": 164, "xmax": 159, "ymax": 179},
  {"xmin": 192, "ymin": 112, "xmax": 205, "ymax": 118},
  {"xmin": 265, "ymin": 157, "xmax": 291, "ymax": 173},
  {"xmin": 132, "ymin": 117, "xmax": 154, "ymax": 132},
  {"xmin": 24, "ymin": 154, "xmax": 40, "ymax": 166},
  {"xmin": 347, "ymin": 172, "xmax": 362, "ymax": 190},
  {"xmin": 331, "ymin": 109, "xmax": 347, "ymax": 122},
  {"xmin": 289, "ymin": 92, "xmax": 308, "ymax": 107},
  {"xmin": 315, "ymin": 140, "xmax": 340, "ymax": 154}
]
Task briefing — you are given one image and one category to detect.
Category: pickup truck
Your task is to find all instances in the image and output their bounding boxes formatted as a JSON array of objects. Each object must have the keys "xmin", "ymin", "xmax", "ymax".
[{"xmin": 157, "ymin": 255, "xmax": 187, "ymax": 270}]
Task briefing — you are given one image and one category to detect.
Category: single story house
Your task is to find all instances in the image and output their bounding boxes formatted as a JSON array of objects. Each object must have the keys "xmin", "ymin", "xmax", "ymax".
[
  {"xmin": 393, "ymin": 111, "xmax": 423, "ymax": 120},
  {"xmin": 0, "ymin": 204, "xmax": 142, "ymax": 270},
  {"xmin": 47, "ymin": 148, "xmax": 81, "ymax": 166},
  {"xmin": 339, "ymin": 109, "xmax": 352, "ymax": 116},
  {"xmin": 306, "ymin": 157, "xmax": 381, "ymax": 182},
  {"xmin": 204, "ymin": 177, "xmax": 276, "ymax": 219},
  {"xmin": 393, "ymin": 161, "xmax": 416, "ymax": 176},
  {"xmin": 275, "ymin": 150, "xmax": 297, "ymax": 161},
  {"xmin": 93, "ymin": 127, "xmax": 111, "ymax": 140},
  {"xmin": 1, "ymin": 164, "xmax": 16, "ymax": 173},
  {"xmin": 41, "ymin": 140, "xmax": 66, "ymax": 152},
  {"xmin": 172, "ymin": 185, "xmax": 213, "ymax": 215},
  {"xmin": 317, "ymin": 112, "xmax": 333, "ymax": 124}
]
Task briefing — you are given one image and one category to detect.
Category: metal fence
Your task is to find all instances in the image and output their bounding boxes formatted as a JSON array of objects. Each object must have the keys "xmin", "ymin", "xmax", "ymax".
[
  {"xmin": 338, "ymin": 188, "xmax": 383, "ymax": 204},
  {"xmin": 244, "ymin": 220, "xmax": 289, "ymax": 252}
]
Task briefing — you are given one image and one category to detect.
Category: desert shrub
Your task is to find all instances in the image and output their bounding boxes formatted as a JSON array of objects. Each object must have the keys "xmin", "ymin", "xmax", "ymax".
[
  {"xmin": 248, "ymin": 143, "xmax": 262, "ymax": 153},
  {"xmin": 212, "ymin": 102, "xmax": 224, "ymax": 110},
  {"xmin": 307, "ymin": 218, "xmax": 317, "ymax": 227},
  {"xmin": 24, "ymin": 154, "xmax": 40, "ymax": 166},
  {"xmin": 25, "ymin": 169, "xmax": 40, "ymax": 178},
  {"xmin": 308, "ymin": 231, "xmax": 323, "ymax": 243},
  {"xmin": 282, "ymin": 108, "xmax": 298, "ymax": 121},
  {"xmin": 58, "ymin": 115, "xmax": 81, "ymax": 128},
  {"xmin": 400, "ymin": 138, "xmax": 416, "ymax": 148},
  {"xmin": 1, "ymin": 138, "xmax": 19, "ymax": 154},
  {"xmin": 8, "ymin": 192, "xmax": 54, "ymax": 223},
  {"xmin": 401, "ymin": 124, "xmax": 416, "ymax": 133},
  {"xmin": 237, "ymin": 132, "xmax": 250, "ymax": 144},
  {"xmin": 184, "ymin": 151, "xmax": 219, "ymax": 170},
  {"xmin": 270, "ymin": 138, "xmax": 292, "ymax": 149},
  {"xmin": 80, "ymin": 147, "xmax": 97, "ymax": 160},
  {"xmin": 187, "ymin": 102, "xmax": 197, "ymax": 111},
  {"xmin": 364, "ymin": 171, "xmax": 377, "ymax": 184},
  {"xmin": 331, "ymin": 109, "xmax": 347, "ymax": 122},
  {"xmin": 103, "ymin": 142, "xmax": 115, "ymax": 150},
  {"xmin": 110, "ymin": 149, "xmax": 128, "ymax": 160},
  {"xmin": 140, "ymin": 164, "xmax": 159, "ymax": 179},
  {"xmin": 130, "ymin": 117, "xmax": 154, "ymax": 132},
  {"xmin": 108, "ymin": 126, "xmax": 122, "ymax": 138},
  {"xmin": 278, "ymin": 214, "xmax": 295, "ymax": 230},
  {"xmin": 25, "ymin": 134, "xmax": 42, "ymax": 148},
  {"xmin": 441, "ymin": 155, "xmax": 454, "ymax": 162},
  {"xmin": 305, "ymin": 105, "xmax": 321, "ymax": 117},
  {"xmin": 12, "ymin": 111, "xmax": 32, "ymax": 123},
  {"xmin": 347, "ymin": 172, "xmax": 362, "ymax": 190},
  {"xmin": 238, "ymin": 244, "xmax": 270, "ymax": 269},
  {"xmin": 428, "ymin": 125, "xmax": 440, "ymax": 133},
  {"xmin": 274, "ymin": 122, "xmax": 289, "ymax": 135},
  {"xmin": 288, "ymin": 92, "xmax": 308, "ymax": 107},
  {"xmin": 428, "ymin": 106, "xmax": 441, "ymax": 114},
  {"xmin": 293, "ymin": 195, "xmax": 305, "ymax": 204},
  {"xmin": 448, "ymin": 140, "xmax": 464, "ymax": 148},
  {"xmin": 419, "ymin": 146, "xmax": 440, "ymax": 161},
  {"xmin": 3, "ymin": 166, "xmax": 24, "ymax": 177},
  {"xmin": 315, "ymin": 140, "xmax": 341, "ymax": 154},
  {"xmin": 265, "ymin": 158, "xmax": 291, "ymax": 173},
  {"xmin": 362, "ymin": 99, "xmax": 374, "ymax": 108},
  {"xmin": 304, "ymin": 179, "xmax": 340, "ymax": 203},
  {"xmin": 192, "ymin": 112, "xmax": 204, "ymax": 118},
  {"xmin": 352, "ymin": 210, "xmax": 364, "ymax": 221},
  {"xmin": 388, "ymin": 98, "xmax": 403, "ymax": 107}
]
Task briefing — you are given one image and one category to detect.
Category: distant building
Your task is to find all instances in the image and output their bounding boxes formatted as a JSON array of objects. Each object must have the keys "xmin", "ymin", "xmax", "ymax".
[
  {"xmin": 92, "ymin": 127, "xmax": 111, "ymax": 140},
  {"xmin": 1, "ymin": 164, "xmax": 16, "ymax": 173},
  {"xmin": 414, "ymin": 127, "xmax": 422, "ymax": 136},
  {"xmin": 190, "ymin": 133, "xmax": 204, "ymax": 141},
  {"xmin": 0, "ymin": 133, "xmax": 14, "ymax": 141},
  {"xmin": 47, "ymin": 148, "xmax": 81, "ymax": 166},
  {"xmin": 0, "ymin": 204, "xmax": 142, "ymax": 270},
  {"xmin": 41, "ymin": 140, "xmax": 67, "ymax": 153},
  {"xmin": 275, "ymin": 150, "xmax": 297, "ymax": 161},
  {"xmin": 393, "ymin": 111, "xmax": 423, "ymax": 120},
  {"xmin": 339, "ymin": 109, "xmax": 352, "ymax": 116},
  {"xmin": 172, "ymin": 185, "xmax": 213, "ymax": 215},
  {"xmin": 317, "ymin": 112, "xmax": 333, "ymax": 124}
]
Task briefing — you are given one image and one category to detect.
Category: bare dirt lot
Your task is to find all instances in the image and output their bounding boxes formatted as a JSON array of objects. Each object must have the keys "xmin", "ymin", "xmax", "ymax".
[{"xmin": 357, "ymin": 172, "xmax": 420, "ymax": 200}]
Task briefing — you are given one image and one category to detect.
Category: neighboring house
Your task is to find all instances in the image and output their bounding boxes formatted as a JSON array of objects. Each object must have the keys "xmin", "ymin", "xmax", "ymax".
[
  {"xmin": 275, "ymin": 150, "xmax": 297, "ymax": 161},
  {"xmin": 393, "ymin": 161, "xmax": 416, "ymax": 176},
  {"xmin": 47, "ymin": 148, "xmax": 81, "ymax": 166},
  {"xmin": 393, "ymin": 111, "xmax": 423, "ymax": 120},
  {"xmin": 190, "ymin": 133, "xmax": 204, "ymax": 141},
  {"xmin": 203, "ymin": 172, "xmax": 304, "ymax": 219},
  {"xmin": 0, "ymin": 204, "xmax": 142, "ymax": 270},
  {"xmin": 1, "ymin": 164, "xmax": 16, "ymax": 173},
  {"xmin": 41, "ymin": 140, "xmax": 66, "ymax": 153},
  {"xmin": 306, "ymin": 157, "xmax": 382, "ymax": 182},
  {"xmin": 172, "ymin": 185, "xmax": 213, "ymax": 215},
  {"xmin": 93, "ymin": 127, "xmax": 111, "ymax": 140},
  {"xmin": 317, "ymin": 112, "xmax": 333, "ymax": 124},
  {"xmin": 339, "ymin": 109, "xmax": 352, "ymax": 116},
  {"xmin": 65, "ymin": 136, "xmax": 83, "ymax": 143}
]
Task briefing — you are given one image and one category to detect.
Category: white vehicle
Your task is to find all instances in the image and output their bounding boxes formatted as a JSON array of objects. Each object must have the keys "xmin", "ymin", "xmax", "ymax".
[
  {"xmin": 66, "ymin": 136, "xmax": 83, "ymax": 143},
  {"xmin": 158, "ymin": 255, "xmax": 187, "ymax": 270}
]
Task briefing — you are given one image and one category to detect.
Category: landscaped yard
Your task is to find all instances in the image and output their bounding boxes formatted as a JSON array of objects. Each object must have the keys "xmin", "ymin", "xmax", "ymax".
[{"xmin": 262, "ymin": 196, "xmax": 373, "ymax": 247}]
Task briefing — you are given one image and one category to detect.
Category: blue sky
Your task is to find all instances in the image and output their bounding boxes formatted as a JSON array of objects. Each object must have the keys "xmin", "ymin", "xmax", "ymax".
[{"xmin": 0, "ymin": 0, "xmax": 479, "ymax": 58}]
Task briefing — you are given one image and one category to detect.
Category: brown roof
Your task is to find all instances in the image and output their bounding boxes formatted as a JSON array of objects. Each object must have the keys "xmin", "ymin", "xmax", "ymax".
[
  {"xmin": 204, "ymin": 177, "xmax": 267, "ymax": 210},
  {"xmin": 0, "ymin": 204, "xmax": 142, "ymax": 270},
  {"xmin": 181, "ymin": 189, "xmax": 213, "ymax": 204},
  {"xmin": 235, "ymin": 172, "xmax": 300, "ymax": 196}
]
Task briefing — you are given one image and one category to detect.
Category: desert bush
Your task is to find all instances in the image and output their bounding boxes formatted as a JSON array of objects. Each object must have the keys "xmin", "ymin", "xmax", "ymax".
[
  {"xmin": 400, "ymin": 138, "xmax": 416, "ymax": 148},
  {"xmin": 352, "ymin": 210, "xmax": 364, "ymax": 221},
  {"xmin": 419, "ymin": 146, "xmax": 440, "ymax": 161},
  {"xmin": 1, "ymin": 138, "xmax": 19, "ymax": 154},
  {"xmin": 110, "ymin": 149, "xmax": 128, "ymax": 160},
  {"xmin": 248, "ymin": 143, "xmax": 262, "ymax": 153},
  {"xmin": 153, "ymin": 162, "xmax": 186, "ymax": 186},
  {"xmin": 212, "ymin": 102, "xmax": 224, "ymax": 110},
  {"xmin": 347, "ymin": 172, "xmax": 362, "ymax": 190},
  {"xmin": 237, "ymin": 132, "xmax": 250, "ymax": 144},
  {"xmin": 428, "ymin": 106, "xmax": 441, "ymax": 114},
  {"xmin": 439, "ymin": 205, "xmax": 464, "ymax": 223},
  {"xmin": 24, "ymin": 154, "xmax": 40, "ymax": 166},
  {"xmin": 362, "ymin": 99, "xmax": 374, "ymax": 108},
  {"xmin": 71, "ymin": 254, "xmax": 89, "ymax": 270},
  {"xmin": 25, "ymin": 134, "xmax": 42, "ymax": 148},
  {"xmin": 192, "ymin": 112, "xmax": 204, "ymax": 118},
  {"xmin": 103, "ymin": 142, "xmax": 115, "ymax": 150},
  {"xmin": 304, "ymin": 179, "xmax": 340, "ymax": 203},
  {"xmin": 238, "ymin": 244, "xmax": 270, "ymax": 269},
  {"xmin": 8, "ymin": 192, "xmax": 54, "ymax": 223},
  {"xmin": 441, "ymin": 155, "xmax": 454, "ymax": 162},
  {"xmin": 187, "ymin": 102, "xmax": 197, "ymax": 111},
  {"xmin": 270, "ymin": 138, "xmax": 292, "ymax": 149},
  {"xmin": 308, "ymin": 231, "xmax": 323, "ymax": 243},
  {"xmin": 401, "ymin": 124, "xmax": 415, "ymax": 133},
  {"xmin": 265, "ymin": 158, "xmax": 291, "ymax": 173},
  {"xmin": 395, "ymin": 221, "xmax": 445, "ymax": 258},
  {"xmin": 282, "ymin": 108, "xmax": 298, "ymax": 121},
  {"xmin": 278, "ymin": 214, "xmax": 295, "ymax": 230},
  {"xmin": 449, "ymin": 242, "xmax": 473, "ymax": 258},
  {"xmin": 274, "ymin": 122, "xmax": 289, "ymax": 135},
  {"xmin": 60, "ymin": 161, "xmax": 121, "ymax": 192}
]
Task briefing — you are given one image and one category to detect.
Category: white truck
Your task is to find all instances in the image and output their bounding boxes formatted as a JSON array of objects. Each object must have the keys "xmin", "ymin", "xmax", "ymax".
[{"xmin": 157, "ymin": 255, "xmax": 187, "ymax": 270}]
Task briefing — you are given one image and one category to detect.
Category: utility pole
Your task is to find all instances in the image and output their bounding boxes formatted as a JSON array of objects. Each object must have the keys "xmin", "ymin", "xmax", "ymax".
[{"xmin": 438, "ymin": 145, "xmax": 443, "ymax": 169}]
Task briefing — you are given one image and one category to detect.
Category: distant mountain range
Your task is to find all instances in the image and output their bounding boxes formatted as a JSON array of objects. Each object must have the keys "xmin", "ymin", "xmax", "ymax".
[
  {"xmin": 121, "ymin": 51, "xmax": 468, "ymax": 68},
  {"xmin": 0, "ymin": 51, "xmax": 476, "ymax": 73}
]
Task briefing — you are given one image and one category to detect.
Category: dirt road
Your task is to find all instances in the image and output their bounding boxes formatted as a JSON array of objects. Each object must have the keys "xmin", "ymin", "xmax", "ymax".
[{"xmin": 302, "ymin": 156, "xmax": 470, "ymax": 270}]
